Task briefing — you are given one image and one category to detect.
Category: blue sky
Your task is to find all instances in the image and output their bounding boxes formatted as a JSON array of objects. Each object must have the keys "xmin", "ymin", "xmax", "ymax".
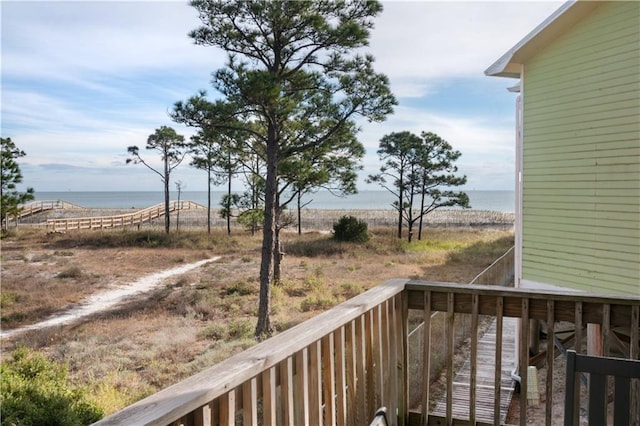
[{"xmin": 2, "ymin": 1, "xmax": 564, "ymax": 192}]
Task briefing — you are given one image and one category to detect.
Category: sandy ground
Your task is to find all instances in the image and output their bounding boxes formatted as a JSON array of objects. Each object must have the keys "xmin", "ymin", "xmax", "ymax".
[{"xmin": 0, "ymin": 256, "xmax": 220, "ymax": 339}]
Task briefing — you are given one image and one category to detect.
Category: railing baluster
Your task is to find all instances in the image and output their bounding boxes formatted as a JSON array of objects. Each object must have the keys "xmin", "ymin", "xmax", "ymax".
[
  {"xmin": 445, "ymin": 292, "xmax": 455, "ymax": 424},
  {"xmin": 335, "ymin": 327, "xmax": 347, "ymax": 425},
  {"xmin": 345, "ymin": 321, "xmax": 356, "ymax": 425},
  {"xmin": 545, "ymin": 300, "xmax": 555, "ymax": 425},
  {"xmin": 365, "ymin": 309, "xmax": 375, "ymax": 418},
  {"xmin": 400, "ymin": 289, "xmax": 409, "ymax": 425},
  {"xmin": 355, "ymin": 315, "xmax": 366, "ymax": 424},
  {"xmin": 470, "ymin": 293, "xmax": 479, "ymax": 425},
  {"xmin": 602, "ymin": 304, "xmax": 611, "ymax": 357},
  {"xmin": 373, "ymin": 305, "xmax": 384, "ymax": 411},
  {"xmin": 280, "ymin": 357, "xmax": 294, "ymax": 426},
  {"xmin": 262, "ymin": 367, "xmax": 276, "ymax": 425},
  {"xmin": 380, "ymin": 300, "xmax": 391, "ymax": 418},
  {"xmin": 519, "ymin": 298, "xmax": 529, "ymax": 426},
  {"xmin": 219, "ymin": 390, "xmax": 235, "ymax": 426},
  {"xmin": 309, "ymin": 340, "xmax": 322, "ymax": 423},
  {"xmin": 389, "ymin": 296, "xmax": 400, "ymax": 425},
  {"xmin": 493, "ymin": 296, "xmax": 503, "ymax": 426},
  {"xmin": 193, "ymin": 402, "xmax": 211, "ymax": 426},
  {"xmin": 242, "ymin": 378, "xmax": 257, "ymax": 425},
  {"xmin": 571, "ymin": 301, "xmax": 583, "ymax": 425},
  {"xmin": 322, "ymin": 333, "xmax": 336, "ymax": 426},
  {"xmin": 210, "ymin": 399, "xmax": 219, "ymax": 426},
  {"xmin": 631, "ymin": 305, "xmax": 640, "ymax": 426},
  {"xmin": 422, "ymin": 291, "xmax": 432, "ymax": 425},
  {"xmin": 294, "ymin": 348, "xmax": 309, "ymax": 425}
]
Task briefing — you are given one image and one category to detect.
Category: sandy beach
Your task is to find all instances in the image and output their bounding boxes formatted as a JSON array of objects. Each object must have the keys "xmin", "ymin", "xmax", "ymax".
[{"xmin": 18, "ymin": 205, "xmax": 514, "ymax": 232}]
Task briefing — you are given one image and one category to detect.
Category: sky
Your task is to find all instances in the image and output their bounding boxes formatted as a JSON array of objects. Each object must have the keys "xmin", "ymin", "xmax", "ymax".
[{"xmin": 1, "ymin": 0, "xmax": 565, "ymax": 193}]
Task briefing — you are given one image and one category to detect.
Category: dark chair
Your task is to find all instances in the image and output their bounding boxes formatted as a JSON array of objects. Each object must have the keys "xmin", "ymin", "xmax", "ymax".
[
  {"xmin": 564, "ymin": 349, "xmax": 640, "ymax": 426},
  {"xmin": 370, "ymin": 407, "xmax": 389, "ymax": 426}
]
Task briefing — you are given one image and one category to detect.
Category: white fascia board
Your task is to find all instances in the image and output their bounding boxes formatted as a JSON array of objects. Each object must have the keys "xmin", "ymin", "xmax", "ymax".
[{"xmin": 484, "ymin": 0, "xmax": 577, "ymax": 78}]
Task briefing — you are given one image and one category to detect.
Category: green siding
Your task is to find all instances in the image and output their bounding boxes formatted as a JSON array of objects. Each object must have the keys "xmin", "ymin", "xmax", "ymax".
[{"xmin": 522, "ymin": 1, "xmax": 640, "ymax": 295}]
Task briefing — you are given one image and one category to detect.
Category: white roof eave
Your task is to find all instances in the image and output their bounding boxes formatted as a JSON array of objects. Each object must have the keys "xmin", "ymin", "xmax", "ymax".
[{"xmin": 485, "ymin": 0, "xmax": 579, "ymax": 79}]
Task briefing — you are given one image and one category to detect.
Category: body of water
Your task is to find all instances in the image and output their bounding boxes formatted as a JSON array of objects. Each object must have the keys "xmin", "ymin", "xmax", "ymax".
[{"xmin": 34, "ymin": 190, "xmax": 515, "ymax": 212}]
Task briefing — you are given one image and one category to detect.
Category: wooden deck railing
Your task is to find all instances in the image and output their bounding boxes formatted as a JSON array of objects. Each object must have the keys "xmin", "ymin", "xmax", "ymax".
[
  {"xmin": 406, "ymin": 282, "xmax": 640, "ymax": 426},
  {"xmin": 46, "ymin": 201, "xmax": 206, "ymax": 231},
  {"xmin": 19, "ymin": 200, "xmax": 85, "ymax": 217},
  {"xmin": 469, "ymin": 246, "xmax": 514, "ymax": 286},
  {"xmin": 95, "ymin": 281, "xmax": 640, "ymax": 426}
]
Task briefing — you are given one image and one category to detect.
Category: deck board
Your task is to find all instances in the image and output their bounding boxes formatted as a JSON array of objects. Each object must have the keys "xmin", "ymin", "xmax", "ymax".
[{"xmin": 430, "ymin": 317, "xmax": 517, "ymax": 424}]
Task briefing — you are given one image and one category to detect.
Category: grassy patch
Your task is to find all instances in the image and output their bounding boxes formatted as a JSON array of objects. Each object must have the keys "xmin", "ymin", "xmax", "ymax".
[
  {"xmin": 0, "ymin": 292, "xmax": 21, "ymax": 309},
  {"xmin": 300, "ymin": 293, "xmax": 340, "ymax": 312}
]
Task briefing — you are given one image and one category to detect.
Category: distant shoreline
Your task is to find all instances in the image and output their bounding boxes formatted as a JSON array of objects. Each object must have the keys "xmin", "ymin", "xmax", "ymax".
[
  {"xmin": 20, "ymin": 206, "xmax": 514, "ymax": 231},
  {"xmin": 33, "ymin": 190, "xmax": 516, "ymax": 213}
]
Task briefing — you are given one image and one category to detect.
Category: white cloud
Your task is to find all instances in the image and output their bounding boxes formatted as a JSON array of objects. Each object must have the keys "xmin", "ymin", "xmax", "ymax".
[
  {"xmin": 3, "ymin": 1, "xmax": 564, "ymax": 192},
  {"xmin": 370, "ymin": 1, "xmax": 563, "ymax": 97},
  {"xmin": 2, "ymin": 1, "xmax": 225, "ymax": 82}
]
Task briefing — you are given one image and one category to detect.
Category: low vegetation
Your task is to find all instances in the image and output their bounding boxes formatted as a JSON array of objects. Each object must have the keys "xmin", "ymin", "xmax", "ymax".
[
  {"xmin": 332, "ymin": 215, "xmax": 370, "ymax": 242},
  {"xmin": 0, "ymin": 347, "xmax": 103, "ymax": 426},
  {"xmin": 1, "ymin": 226, "xmax": 513, "ymax": 420}
]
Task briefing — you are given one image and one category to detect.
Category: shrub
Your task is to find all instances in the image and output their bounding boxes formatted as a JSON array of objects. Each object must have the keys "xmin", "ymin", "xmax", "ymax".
[
  {"xmin": 340, "ymin": 282, "xmax": 365, "ymax": 299},
  {"xmin": 0, "ymin": 347, "xmax": 103, "ymax": 425},
  {"xmin": 300, "ymin": 294, "xmax": 340, "ymax": 312},
  {"xmin": 332, "ymin": 215, "xmax": 369, "ymax": 243},
  {"xmin": 225, "ymin": 280, "xmax": 256, "ymax": 296},
  {"xmin": 56, "ymin": 266, "xmax": 83, "ymax": 279},
  {"xmin": 227, "ymin": 319, "xmax": 254, "ymax": 340}
]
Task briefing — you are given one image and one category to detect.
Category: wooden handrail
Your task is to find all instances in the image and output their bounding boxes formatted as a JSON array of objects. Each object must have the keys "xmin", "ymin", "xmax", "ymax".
[
  {"xmin": 95, "ymin": 279, "xmax": 408, "ymax": 426},
  {"xmin": 94, "ymin": 281, "xmax": 640, "ymax": 426},
  {"xmin": 45, "ymin": 201, "xmax": 207, "ymax": 231},
  {"xmin": 11, "ymin": 200, "xmax": 85, "ymax": 220}
]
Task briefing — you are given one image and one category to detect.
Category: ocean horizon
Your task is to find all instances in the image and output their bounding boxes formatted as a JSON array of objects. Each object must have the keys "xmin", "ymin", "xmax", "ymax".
[{"xmin": 34, "ymin": 190, "xmax": 515, "ymax": 213}]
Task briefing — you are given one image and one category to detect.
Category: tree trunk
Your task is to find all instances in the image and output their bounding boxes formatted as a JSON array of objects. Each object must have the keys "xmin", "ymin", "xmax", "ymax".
[
  {"xmin": 273, "ymin": 224, "xmax": 282, "ymax": 284},
  {"xmin": 297, "ymin": 192, "xmax": 302, "ymax": 235},
  {"xmin": 418, "ymin": 188, "xmax": 426, "ymax": 240},
  {"xmin": 397, "ymin": 167, "xmax": 404, "ymax": 239},
  {"xmin": 407, "ymin": 188, "xmax": 414, "ymax": 243},
  {"xmin": 226, "ymin": 169, "xmax": 232, "ymax": 235},
  {"xmin": 206, "ymin": 168, "xmax": 211, "ymax": 234},
  {"xmin": 256, "ymin": 124, "xmax": 277, "ymax": 340},
  {"xmin": 163, "ymin": 165, "xmax": 170, "ymax": 234}
]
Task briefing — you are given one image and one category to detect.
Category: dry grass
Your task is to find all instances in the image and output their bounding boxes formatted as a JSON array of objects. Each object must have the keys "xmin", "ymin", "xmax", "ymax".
[{"xmin": 1, "ymin": 225, "xmax": 513, "ymax": 416}]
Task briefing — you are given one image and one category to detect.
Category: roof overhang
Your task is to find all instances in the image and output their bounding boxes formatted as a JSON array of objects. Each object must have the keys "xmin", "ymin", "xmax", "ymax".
[{"xmin": 485, "ymin": 0, "xmax": 603, "ymax": 79}]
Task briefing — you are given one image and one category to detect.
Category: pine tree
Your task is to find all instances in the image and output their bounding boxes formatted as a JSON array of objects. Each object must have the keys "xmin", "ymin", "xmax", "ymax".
[{"xmin": 1, "ymin": 137, "xmax": 35, "ymax": 230}]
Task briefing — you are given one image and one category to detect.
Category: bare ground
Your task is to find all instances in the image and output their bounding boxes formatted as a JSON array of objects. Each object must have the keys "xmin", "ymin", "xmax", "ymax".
[{"xmin": 1, "ymin": 224, "xmax": 514, "ymax": 415}]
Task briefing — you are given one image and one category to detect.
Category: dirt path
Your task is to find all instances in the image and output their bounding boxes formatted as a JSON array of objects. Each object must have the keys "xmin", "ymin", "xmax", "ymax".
[{"xmin": 0, "ymin": 256, "xmax": 220, "ymax": 339}]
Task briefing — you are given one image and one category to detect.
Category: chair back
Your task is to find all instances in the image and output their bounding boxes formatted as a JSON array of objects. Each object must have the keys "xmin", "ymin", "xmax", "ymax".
[{"xmin": 564, "ymin": 349, "xmax": 640, "ymax": 426}]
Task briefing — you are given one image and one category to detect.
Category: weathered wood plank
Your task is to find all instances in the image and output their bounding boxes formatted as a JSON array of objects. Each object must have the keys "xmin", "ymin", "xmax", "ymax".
[
  {"xmin": 322, "ymin": 334, "xmax": 336, "ymax": 426},
  {"xmin": 242, "ymin": 379, "xmax": 257, "ymax": 425},
  {"xmin": 519, "ymin": 299, "xmax": 529, "ymax": 426},
  {"xmin": 470, "ymin": 294, "xmax": 479, "ymax": 424},
  {"xmin": 545, "ymin": 300, "xmax": 555, "ymax": 425},
  {"xmin": 446, "ymin": 293, "xmax": 455, "ymax": 423},
  {"xmin": 334, "ymin": 327, "xmax": 347, "ymax": 426},
  {"xmin": 422, "ymin": 291, "xmax": 432, "ymax": 425},
  {"xmin": 280, "ymin": 358, "xmax": 294, "ymax": 426},
  {"xmin": 309, "ymin": 341, "xmax": 322, "ymax": 424},
  {"xmin": 261, "ymin": 368, "xmax": 276, "ymax": 425}
]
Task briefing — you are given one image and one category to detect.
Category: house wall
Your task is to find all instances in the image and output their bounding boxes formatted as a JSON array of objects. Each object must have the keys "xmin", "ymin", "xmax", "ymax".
[{"xmin": 521, "ymin": 1, "xmax": 639, "ymax": 295}]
